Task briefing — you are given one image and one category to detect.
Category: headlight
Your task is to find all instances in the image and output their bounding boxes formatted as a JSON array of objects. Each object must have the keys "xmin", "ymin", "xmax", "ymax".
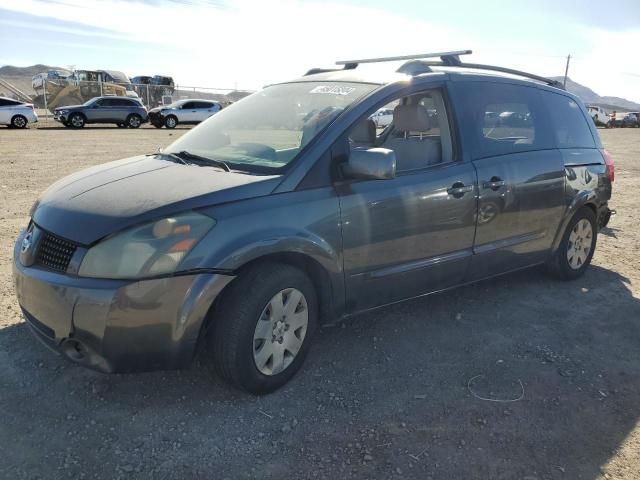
[
  {"xmin": 59, "ymin": 109, "xmax": 69, "ymax": 115},
  {"xmin": 78, "ymin": 212, "xmax": 215, "ymax": 279}
]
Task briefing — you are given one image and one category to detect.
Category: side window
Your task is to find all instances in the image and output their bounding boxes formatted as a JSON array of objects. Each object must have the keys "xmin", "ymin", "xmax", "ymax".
[
  {"xmin": 456, "ymin": 82, "xmax": 553, "ymax": 159},
  {"xmin": 115, "ymin": 98, "xmax": 135, "ymax": 107},
  {"xmin": 100, "ymin": 98, "xmax": 115, "ymax": 107},
  {"xmin": 181, "ymin": 101, "xmax": 195, "ymax": 109},
  {"xmin": 346, "ymin": 89, "xmax": 453, "ymax": 172},
  {"xmin": 544, "ymin": 93, "xmax": 595, "ymax": 148}
]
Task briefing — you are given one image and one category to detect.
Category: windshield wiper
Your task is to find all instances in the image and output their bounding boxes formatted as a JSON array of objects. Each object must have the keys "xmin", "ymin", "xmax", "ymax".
[
  {"xmin": 174, "ymin": 150, "xmax": 231, "ymax": 172},
  {"xmin": 152, "ymin": 151, "xmax": 188, "ymax": 165}
]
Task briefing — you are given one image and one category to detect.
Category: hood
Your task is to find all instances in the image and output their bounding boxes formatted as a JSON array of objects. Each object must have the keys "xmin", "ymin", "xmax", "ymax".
[
  {"xmin": 55, "ymin": 104, "xmax": 84, "ymax": 110},
  {"xmin": 33, "ymin": 155, "xmax": 282, "ymax": 245}
]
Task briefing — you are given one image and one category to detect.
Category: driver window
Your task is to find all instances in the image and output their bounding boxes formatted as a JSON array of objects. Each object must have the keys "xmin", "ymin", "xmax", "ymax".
[{"xmin": 347, "ymin": 89, "xmax": 453, "ymax": 172}]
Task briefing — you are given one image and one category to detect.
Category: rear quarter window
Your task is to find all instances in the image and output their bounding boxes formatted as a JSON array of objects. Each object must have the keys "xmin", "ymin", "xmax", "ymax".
[
  {"xmin": 455, "ymin": 82, "xmax": 553, "ymax": 159},
  {"xmin": 543, "ymin": 93, "xmax": 596, "ymax": 148}
]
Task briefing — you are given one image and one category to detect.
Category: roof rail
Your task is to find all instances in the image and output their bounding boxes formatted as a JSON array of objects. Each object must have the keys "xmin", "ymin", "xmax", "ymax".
[{"xmin": 415, "ymin": 60, "xmax": 564, "ymax": 89}]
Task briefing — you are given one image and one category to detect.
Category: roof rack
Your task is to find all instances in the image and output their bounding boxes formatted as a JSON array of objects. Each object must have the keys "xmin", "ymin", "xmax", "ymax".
[
  {"xmin": 335, "ymin": 50, "xmax": 472, "ymax": 66},
  {"xmin": 304, "ymin": 50, "xmax": 470, "ymax": 77},
  {"xmin": 305, "ymin": 49, "xmax": 563, "ymax": 89}
]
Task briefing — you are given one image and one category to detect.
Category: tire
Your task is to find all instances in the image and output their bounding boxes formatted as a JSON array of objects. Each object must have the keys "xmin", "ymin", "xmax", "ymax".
[
  {"xmin": 547, "ymin": 207, "xmax": 597, "ymax": 280},
  {"xmin": 68, "ymin": 113, "xmax": 85, "ymax": 128},
  {"xmin": 11, "ymin": 115, "xmax": 28, "ymax": 129},
  {"xmin": 164, "ymin": 115, "xmax": 178, "ymax": 129},
  {"xmin": 206, "ymin": 262, "xmax": 318, "ymax": 394},
  {"xmin": 126, "ymin": 114, "xmax": 142, "ymax": 129},
  {"xmin": 152, "ymin": 122, "xmax": 163, "ymax": 129}
]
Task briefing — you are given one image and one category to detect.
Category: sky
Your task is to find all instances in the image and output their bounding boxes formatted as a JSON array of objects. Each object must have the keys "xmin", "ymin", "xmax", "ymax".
[{"xmin": 0, "ymin": 0, "xmax": 639, "ymax": 102}]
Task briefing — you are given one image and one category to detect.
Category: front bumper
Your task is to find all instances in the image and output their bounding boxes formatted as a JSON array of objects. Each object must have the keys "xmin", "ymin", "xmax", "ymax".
[
  {"xmin": 148, "ymin": 111, "xmax": 166, "ymax": 125},
  {"xmin": 13, "ymin": 231, "xmax": 234, "ymax": 373},
  {"xmin": 53, "ymin": 111, "xmax": 68, "ymax": 123}
]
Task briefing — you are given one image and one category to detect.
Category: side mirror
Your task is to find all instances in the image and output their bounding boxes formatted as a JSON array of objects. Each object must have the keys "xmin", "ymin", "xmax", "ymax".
[{"xmin": 343, "ymin": 148, "xmax": 396, "ymax": 180}]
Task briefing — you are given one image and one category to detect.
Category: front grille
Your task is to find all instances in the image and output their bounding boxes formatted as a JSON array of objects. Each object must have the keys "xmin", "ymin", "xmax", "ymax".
[{"xmin": 35, "ymin": 231, "xmax": 77, "ymax": 272}]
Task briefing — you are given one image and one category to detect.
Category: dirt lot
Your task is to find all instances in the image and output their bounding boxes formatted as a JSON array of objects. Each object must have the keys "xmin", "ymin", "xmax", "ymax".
[{"xmin": 0, "ymin": 125, "xmax": 639, "ymax": 480}]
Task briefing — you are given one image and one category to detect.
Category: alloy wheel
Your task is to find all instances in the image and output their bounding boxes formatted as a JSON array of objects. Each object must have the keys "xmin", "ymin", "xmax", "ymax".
[{"xmin": 12, "ymin": 116, "xmax": 26, "ymax": 128}]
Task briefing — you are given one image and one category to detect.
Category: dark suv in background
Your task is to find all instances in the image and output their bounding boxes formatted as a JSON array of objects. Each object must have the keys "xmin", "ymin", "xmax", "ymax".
[
  {"xmin": 14, "ymin": 51, "xmax": 614, "ymax": 394},
  {"xmin": 53, "ymin": 96, "xmax": 148, "ymax": 128}
]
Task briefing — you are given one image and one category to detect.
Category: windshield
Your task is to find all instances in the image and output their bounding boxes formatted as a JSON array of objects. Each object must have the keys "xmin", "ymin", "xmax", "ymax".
[{"xmin": 164, "ymin": 82, "xmax": 378, "ymax": 173}]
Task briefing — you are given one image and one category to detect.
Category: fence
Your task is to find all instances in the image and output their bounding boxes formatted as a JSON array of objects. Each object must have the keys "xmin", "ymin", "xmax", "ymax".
[{"xmin": 20, "ymin": 77, "xmax": 255, "ymax": 122}]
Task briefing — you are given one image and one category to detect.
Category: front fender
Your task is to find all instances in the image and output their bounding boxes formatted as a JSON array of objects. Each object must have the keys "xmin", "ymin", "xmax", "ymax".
[{"xmin": 184, "ymin": 187, "xmax": 346, "ymax": 314}]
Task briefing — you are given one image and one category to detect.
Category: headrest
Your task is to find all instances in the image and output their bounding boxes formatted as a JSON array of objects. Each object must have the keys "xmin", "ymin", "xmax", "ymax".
[
  {"xmin": 393, "ymin": 104, "xmax": 431, "ymax": 132},
  {"xmin": 350, "ymin": 119, "xmax": 376, "ymax": 144}
]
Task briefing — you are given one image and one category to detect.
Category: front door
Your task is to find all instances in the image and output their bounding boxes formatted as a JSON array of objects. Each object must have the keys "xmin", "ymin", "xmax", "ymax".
[
  {"xmin": 338, "ymin": 88, "xmax": 478, "ymax": 312},
  {"xmin": 179, "ymin": 101, "xmax": 198, "ymax": 123}
]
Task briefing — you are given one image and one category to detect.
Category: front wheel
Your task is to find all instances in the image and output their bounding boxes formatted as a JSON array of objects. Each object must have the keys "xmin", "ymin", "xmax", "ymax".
[
  {"xmin": 206, "ymin": 263, "xmax": 318, "ymax": 394},
  {"xmin": 164, "ymin": 115, "xmax": 178, "ymax": 129},
  {"xmin": 547, "ymin": 207, "xmax": 597, "ymax": 280},
  {"xmin": 68, "ymin": 113, "xmax": 85, "ymax": 128}
]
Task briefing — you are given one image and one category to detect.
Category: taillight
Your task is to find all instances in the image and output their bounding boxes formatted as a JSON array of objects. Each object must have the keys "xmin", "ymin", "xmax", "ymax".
[{"xmin": 601, "ymin": 149, "xmax": 615, "ymax": 182}]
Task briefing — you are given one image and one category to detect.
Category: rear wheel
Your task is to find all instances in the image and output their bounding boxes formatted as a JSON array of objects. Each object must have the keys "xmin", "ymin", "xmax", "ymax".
[
  {"xmin": 206, "ymin": 263, "xmax": 317, "ymax": 394},
  {"xmin": 11, "ymin": 115, "xmax": 27, "ymax": 129},
  {"xmin": 69, "ymin": 113, "xmax": 85, "ymax": 128},
  {"xmin": 126, "ymin": 114, "xmax": 142, "ymax": 128},
  {"xmin": 547, "ymin": 207, "xmax": 597, "ymax": 280}
]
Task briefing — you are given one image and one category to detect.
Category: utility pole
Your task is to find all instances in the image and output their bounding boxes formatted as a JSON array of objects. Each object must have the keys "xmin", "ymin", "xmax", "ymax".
[{"xmin": 563, "ymin": 54, "xmax": 571, "ymax": 88}]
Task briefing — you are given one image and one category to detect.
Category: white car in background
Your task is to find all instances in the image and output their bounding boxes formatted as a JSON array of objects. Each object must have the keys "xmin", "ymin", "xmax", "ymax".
[
  {"xmin": 0, "ymin": 97, "xmax": 38, "ymax": 128},
  {"xmin": 586, "ymin": 105, "xmax": 609, "ymax": 126},
  {"xmin": 148, "ymin": 99, "xmax": 222, "ymax": 128},
  {"xmin": 369, "ymin": 107, "xmax": 394, "ymax": 128}
]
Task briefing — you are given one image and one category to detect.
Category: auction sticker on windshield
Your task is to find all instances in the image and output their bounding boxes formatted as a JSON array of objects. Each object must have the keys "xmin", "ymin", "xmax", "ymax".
[{"xmin": 309, "ymin": 85, "xmax": 356, "ymax": 96}]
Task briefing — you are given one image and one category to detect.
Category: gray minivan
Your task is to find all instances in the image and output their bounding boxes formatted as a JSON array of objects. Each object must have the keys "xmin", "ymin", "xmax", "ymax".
[{"xmin": 14, "ymin": 52, "xmax": 614, "ymax": 393}]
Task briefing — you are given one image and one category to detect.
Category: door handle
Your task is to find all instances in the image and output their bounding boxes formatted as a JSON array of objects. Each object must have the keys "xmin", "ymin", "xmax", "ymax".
[
  {"xmin": 447, "ymin": 182, "xmax": 474, "ymax": 197},
  {"xmin": 482, "ymin": 177, "xmax": 505, "ymax": 190}
]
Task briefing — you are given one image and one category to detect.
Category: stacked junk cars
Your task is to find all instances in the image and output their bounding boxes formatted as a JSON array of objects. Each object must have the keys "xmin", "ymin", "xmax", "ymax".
[{"xmin": 6, "ymin": 67, "xmax": 252, "ymax": 128}]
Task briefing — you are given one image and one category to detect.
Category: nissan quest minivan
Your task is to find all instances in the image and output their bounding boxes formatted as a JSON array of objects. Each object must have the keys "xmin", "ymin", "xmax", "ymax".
[{"xmin": 13, "ymin": 51, "xmax": 614, "ymax": 394}]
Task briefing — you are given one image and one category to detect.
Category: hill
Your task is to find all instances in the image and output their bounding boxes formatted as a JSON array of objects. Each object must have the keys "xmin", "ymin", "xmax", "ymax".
[{"xmin": 550, "ymin": 76, "xmax": 640, "ymax": 111}]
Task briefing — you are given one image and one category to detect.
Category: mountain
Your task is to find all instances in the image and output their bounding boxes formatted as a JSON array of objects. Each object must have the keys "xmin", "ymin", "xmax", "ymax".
[
  {"xmin": 0, "ymin": 64, "xmax": 62, "ymax": 77},
  {"xmin": 550, "ymin": 76, "xmax": 640, "ymax": 112}
]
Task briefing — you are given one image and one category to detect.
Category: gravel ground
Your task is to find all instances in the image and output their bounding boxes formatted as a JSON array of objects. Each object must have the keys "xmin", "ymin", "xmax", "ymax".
[{"xmin": 0, "ymin": 125, "xmax": 639, "ymax": 480}]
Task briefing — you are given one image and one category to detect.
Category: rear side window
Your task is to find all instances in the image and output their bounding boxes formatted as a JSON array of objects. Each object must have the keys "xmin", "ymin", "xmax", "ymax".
[
  {"xmin": 114, "ymin": 98, "xmax": 136, "ymax": 107},
  {"xmin": 456, "ymin": 82, "xmax": 553, "ymax": 159},
  {"xmin": 544, "ymin": 93, "xmax": 595, "ymax": 148}
]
